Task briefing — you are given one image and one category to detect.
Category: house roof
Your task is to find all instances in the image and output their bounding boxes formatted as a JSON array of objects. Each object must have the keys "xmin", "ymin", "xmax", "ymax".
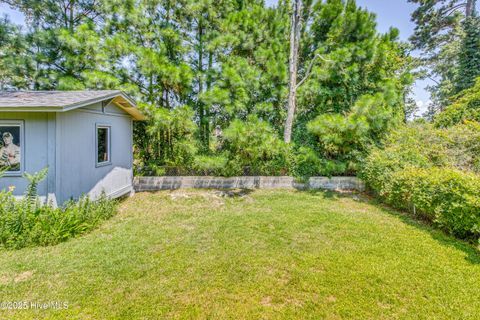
[{"xmin": 0, "ymin": 90, "xmax": 145, "ymax": 120}]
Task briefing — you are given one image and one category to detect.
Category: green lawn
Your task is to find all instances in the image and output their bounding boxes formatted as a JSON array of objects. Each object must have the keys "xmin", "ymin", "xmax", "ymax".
[{"xmin": 1, "ymin": 190, "xmax": 480, "ymax": 319}]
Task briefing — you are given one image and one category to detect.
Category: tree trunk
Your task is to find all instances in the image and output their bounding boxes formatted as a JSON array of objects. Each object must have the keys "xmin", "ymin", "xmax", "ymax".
[
  {"xmin": 197, "ymin": 16, "xmax": 207, "ymax": 151},
  {"xmin": 284, "ymin": 0, "xmax": 303, "ymax": 143},
  {"xmin": 203, "ymin": 50, "xmax": 213, "ymax": 150},
  {"xmin": 466, "ymin": 0, "xmax": 477, "ymax": 17}
]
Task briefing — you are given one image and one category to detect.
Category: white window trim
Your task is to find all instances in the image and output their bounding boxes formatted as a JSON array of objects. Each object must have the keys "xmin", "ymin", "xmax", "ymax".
[
  {"xmin": 95, "ymin": 124, "xmax": 112, "ymax": 167},
  {"xmin": 0, "ymin": 120, "xmax": 25, "ymax": 177}
]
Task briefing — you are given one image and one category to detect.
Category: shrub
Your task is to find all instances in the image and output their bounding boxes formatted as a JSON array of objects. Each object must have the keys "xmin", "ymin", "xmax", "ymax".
[
  {"xmin": 192, "ymin": 155, "xmax": 229, "ymax": 176},
  {"xmin": 383, "ymin": 167, "xmax": 480, "ymax": 240},
  {"xmin": 289, "ymin": 147, "xmax": 324, "ymax": 179},
  {"xmin": 307, "ymin": 81, "xmax": 403, "ymax": 174},
  {"xmin": 362, "ymin": 123, "xmax": 480, "ymax": 189},
  {"xmin": 134, "ymin": 105, "xmax": 198, "ymax": 175},
  {"xmin": 222, "ymin": 115, "xmax": 290, "ymax": 176},
  {"xmin": 0, "ymin": 170, "xmax": 117, "ymax": 249},
  {"xmin": 434, "ymin": 77, "xmax": 480, "ymax": 128},
  {"xmin": 435, "ymin": 104, "xmax": 480, "ymax": 128},
  {"xmin": 289, "ymin": 147, "xmax": 349, "ymax": 179},
  {"xmin": 361, "ymin": 122, "xmax": 480, "ymax": 242}
]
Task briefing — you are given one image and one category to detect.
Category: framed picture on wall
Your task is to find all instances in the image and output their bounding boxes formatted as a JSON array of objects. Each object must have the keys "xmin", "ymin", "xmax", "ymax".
[{"xmin": 0, "ymin": 120, "xmax": 24, "ymax": 174}]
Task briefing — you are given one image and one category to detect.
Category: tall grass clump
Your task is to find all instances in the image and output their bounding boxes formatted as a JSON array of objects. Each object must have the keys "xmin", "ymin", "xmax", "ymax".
[{"xmin": 0, "ymin": 169, "xmax": 117, "ymax": 249}]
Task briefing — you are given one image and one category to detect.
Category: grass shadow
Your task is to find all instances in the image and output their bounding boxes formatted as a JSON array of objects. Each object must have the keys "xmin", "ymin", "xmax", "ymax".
[
  {"xmin": 213, "ymin": 189, "xmax": 255, "ymax": 198},
  {"xmin": 143, "ymin": 188, "xmax": 257, "ymax": 199},
  {"xmin": 295, "ymin": 188, "xmax": 480, "ymax": 265},
  {"xmin": 365, "ymin": 197, "xmax": 480, "ymax": 265},
  {"xmin": 301, "ymin": 188, "xmax": 363, "ymax": 200},
  {"xmin": 139, "ymin": 187, "xmax": 480, "ymax": 264}
]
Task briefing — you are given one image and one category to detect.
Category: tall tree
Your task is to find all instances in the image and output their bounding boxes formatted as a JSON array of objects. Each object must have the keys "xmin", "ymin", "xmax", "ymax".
[
  {"xmin": 456, "ymin": 13, "xmax": 480, "ymax": 92},
  {"xmin": 0, "ymin": 15, "xmax": 34, "ymax": 89},
  {"xmin": 200, "ymin": 0, "xmax": 289, "ymax": 135},
  {"xmin": 293, "ymin": 0, "xmax": 411, "ymax": 146},
  {"xmin": 181, "ymin": 0, "xmax": 236, "ymax": 152},
  {"xmin": 409, "ymin": 0, "xmax": 479, "ymax": 109},
  {"xmin": 284, "ymin": 0, "xmax": 303, "ymax": 143},
  {"xmin": 101, "ymin": 0, "xmax": 192, "ymax": 105},
  {"xmin": 2, "ymin": 0, "xmax": 106, "ymax": 89},
  {"xmin": 100, "ymin": 0, "xmax": 195, "ymax": 167}
]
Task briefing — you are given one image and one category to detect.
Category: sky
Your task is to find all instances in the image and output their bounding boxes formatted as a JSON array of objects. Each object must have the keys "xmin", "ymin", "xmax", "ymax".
[{"xmin": 0, "ymin": 1, "xmax": 467, "ymax": 115}]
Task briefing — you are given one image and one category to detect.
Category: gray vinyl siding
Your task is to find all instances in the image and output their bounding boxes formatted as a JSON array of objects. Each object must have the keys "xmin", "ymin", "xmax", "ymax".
[
  {"xmin": 1, "ymin": 101, "xmax": 134, "ymax": 205},
  {"xmin": 56, "ymin": 103, "xmax": 133, "ymax": 204},
  {"xmin": 0, "ymin": 112, "xmax": 50, "ymax": 197}
]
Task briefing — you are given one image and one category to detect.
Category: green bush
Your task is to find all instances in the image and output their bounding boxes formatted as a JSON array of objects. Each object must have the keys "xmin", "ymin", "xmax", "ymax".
[
  {"xmin": 362, "ymin": 123, "xmax": 480, "ymax": 190},
  {"xmin": 361, "ymin": 122, "xmax": 480, "ymax": 242},
  {"xmin": 383, "ymin": 167, "xmax": 480, "ymax": 240},
  {"xmin": 134, "ymin": 105, "xmax": 198, "ymax": 176},
  {"xmin": 435, "ymin": 105, "xmax": 480, "ymax": 128},
  {"xmin": 289, "ymin": 147, "xmax": 349, "ymax": 179},
  {"xmin": 0, "ymin": 170, "xmax": 117, "ymax": 249},
  {"xmin": 192, "ymin": 155, "xmax": 229, "ymax": 176},
  {"xmin": 434, "ymin": 77, "xmax": 480, "ymax": 128},
  {"xmin": 307, "ymin": 81, "xmax": 403, "ymax": 174},
  {"xmin": 221, "ymin": 115, "xmax": 290, "ymax": 176}
]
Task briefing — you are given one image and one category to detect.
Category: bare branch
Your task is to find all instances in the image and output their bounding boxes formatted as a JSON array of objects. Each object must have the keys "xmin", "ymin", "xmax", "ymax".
[
  {"xmin": 427, "ymin": 75, "xmax": 440, "ymax": 86},
  {"xmin": 443, "ymin": 3, "xmax": 466, "ymax": 16},
  {"xmin": 296, "ymin": 53, "xmax": 332, "ymax": 89}
]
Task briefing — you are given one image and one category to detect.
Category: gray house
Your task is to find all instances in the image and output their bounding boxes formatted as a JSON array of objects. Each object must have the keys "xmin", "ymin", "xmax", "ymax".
[{"xmin": 0, "ymin": 91, "xmax": 145, "ymax": 205}]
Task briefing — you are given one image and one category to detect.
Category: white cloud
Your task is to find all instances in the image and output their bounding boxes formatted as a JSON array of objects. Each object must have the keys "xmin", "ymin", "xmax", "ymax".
[{"xmin": 414, "ymin": 99, "xmax": 432, "ymax": 118}]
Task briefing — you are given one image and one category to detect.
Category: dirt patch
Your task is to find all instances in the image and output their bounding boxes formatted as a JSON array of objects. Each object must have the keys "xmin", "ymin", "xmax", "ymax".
[
  {"xmin": 169, "ymin": 190, "xmax": 220, "ymax": 200},
  {"xmin": 14, "ymin": 270, "xmax": 34, "ymax": 283},
  {"xmin": 0, "ymin": 274, "xmax": 10, "ymax": 285},
  {"xmin": 213, "ymin": 189, "xmax": 253, "ymax": 198},
  {"xmin": 169, "ymin": 189, "xmax": 252, "ymax": 200},
  {"xmin": 261, "ymin": 296, "xmax": 273, "ymax": 307}
]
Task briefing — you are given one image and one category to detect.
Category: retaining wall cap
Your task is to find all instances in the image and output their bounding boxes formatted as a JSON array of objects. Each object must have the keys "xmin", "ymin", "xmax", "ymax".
[{"xmin": 134, "ymin": 176, "xmax": 365, "ymax": 191}]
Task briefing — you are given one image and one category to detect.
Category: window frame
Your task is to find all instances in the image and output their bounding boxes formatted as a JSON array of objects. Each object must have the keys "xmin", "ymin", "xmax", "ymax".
[
  {"xmin": 95, "ymin": 124, "xmax": 112, "ymax": 167},
  {"xmin": 0, "ymin": 120, "xmax": 25, "ymax": 177}
]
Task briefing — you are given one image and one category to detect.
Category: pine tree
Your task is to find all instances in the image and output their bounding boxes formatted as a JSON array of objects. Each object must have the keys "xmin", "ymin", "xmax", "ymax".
[
  {"xmin": 100, "ymin": 0, "xmax": 195, "ymax": 168},
  {"xmin": 199, "ymin": 0, "xmax": 289, "ymax": 135},
  {"xmin": 408, "ymin": 0, "xmax": 478, "ymax": 108},
  {"xmin": 3, "ymin": 0, "xmax": 106, "ymax": 89},
  {"xmin": 293, "ymin": 0, "xmax": 411, "ymax": 144},
  {"xmin": 456, "ymin": 14, "xmax": 480, "ymax": 92},
  {"xmin": 101, "ymin": 0, "xmax": 193, "ymax": 106},
  {"xmin": 180, "ymin": 0, "xmax": 237, "ymax": 152},
  {"xmin": 284, "ymin": 0, "xmax": 303, "ymax": 143},
  {"xmin": 0, "ymin": 15, "xmax": 34, "ymax": 89}
]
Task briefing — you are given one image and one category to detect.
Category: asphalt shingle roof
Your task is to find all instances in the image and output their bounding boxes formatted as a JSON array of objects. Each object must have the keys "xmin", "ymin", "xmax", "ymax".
[{"xmin": 0, "ymin": 90, "xmax": 123, "ymax": 108}]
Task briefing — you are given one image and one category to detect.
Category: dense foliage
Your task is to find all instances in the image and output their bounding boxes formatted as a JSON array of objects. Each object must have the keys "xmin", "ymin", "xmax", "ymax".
[
  {"xmin": 434, "ymin": 76, "xmax": 480, "ymax": 127},
  {"xmin": 408, "ymin": 0, "xmax": 480, "ymax": 111},
  {"xmin": 386, "ymin": 167, "xmax": 480, "ymax": 240},
  {"xmin": 361, "ymin": 122, "xmax": 480, "ymax": 242},
  {"xmin": 0, "ymin": 170, "xmax": 117, "ymax": 249},
  {"xmin": 457, "ymin": 14, "xmax": 480, "ymax": 92},
  {"xmin": 0, "ymin": 0, "xmax": 411, "ymax": 177},
  {"xmin": 307, "ymin": 81, "xmax": 404, "ymax": 174}
]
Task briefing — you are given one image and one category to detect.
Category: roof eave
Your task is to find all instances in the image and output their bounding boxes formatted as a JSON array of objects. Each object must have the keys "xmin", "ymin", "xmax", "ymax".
[
  {"xmin": 0, "ymin": 91, "xmax": 146, "ymax": 121},
  {"xmin": 110, "ymin": 94, "xmax": 146, "ymax": 121},
  {"xmin": 0, "ymin": 106, "xmax": 64, "ymax": 112}
]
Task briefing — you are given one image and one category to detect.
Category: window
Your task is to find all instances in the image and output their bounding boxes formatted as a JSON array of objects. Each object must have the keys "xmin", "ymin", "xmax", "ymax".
[
  {"xmin": 96, "ymin": 125, "xmax": 111, "ymax": 166},
  {"xmin": 0, "ymin": 120, "xmax": 23, "ymax": 175}
]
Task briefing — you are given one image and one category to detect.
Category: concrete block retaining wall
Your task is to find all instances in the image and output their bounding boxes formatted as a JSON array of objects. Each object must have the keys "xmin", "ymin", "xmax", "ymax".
[
  {"xmin": 308, "ymin": 177, "xmax": 365, "ymax": 192},
  {"xmin": 134, "ymin": 176, "xmax": 365, "ymax": 192}
]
